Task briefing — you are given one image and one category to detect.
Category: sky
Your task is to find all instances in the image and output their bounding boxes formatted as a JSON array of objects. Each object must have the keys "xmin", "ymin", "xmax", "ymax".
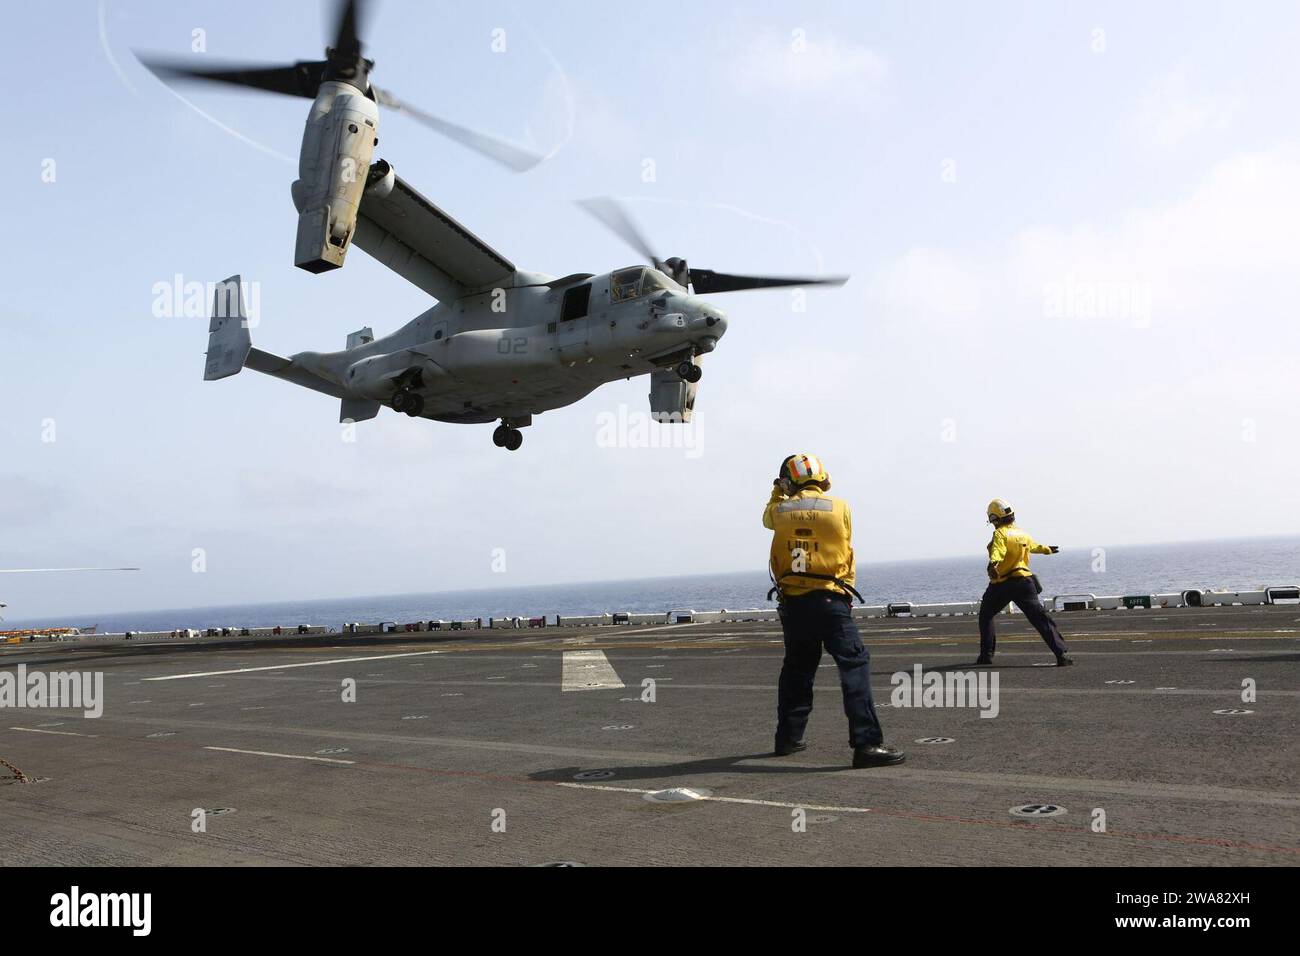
[{"xmin": 2, "ymin": 0, "xmax": 1298, "ymax": 619}]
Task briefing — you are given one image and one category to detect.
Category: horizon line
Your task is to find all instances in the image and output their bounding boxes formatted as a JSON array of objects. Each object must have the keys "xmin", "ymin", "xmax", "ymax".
[{"xmin": 6, "ymin": 531, "xmax": 1297, "ymax": 625}]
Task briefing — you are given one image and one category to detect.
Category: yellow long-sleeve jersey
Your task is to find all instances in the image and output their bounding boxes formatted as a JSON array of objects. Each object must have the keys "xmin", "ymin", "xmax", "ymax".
[{"xmin": 987, "ymin": 524, "xmax": 1053, "ymax": 584}]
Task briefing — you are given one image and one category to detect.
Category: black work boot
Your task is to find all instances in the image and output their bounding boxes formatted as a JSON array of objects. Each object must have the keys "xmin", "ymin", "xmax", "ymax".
[
  {"xmin": 975, "ymin": 653, "xmax": 993, "ymax": 666},
  {"xmin": 1056, "ymin": 654, "xmax": 1075, "ymax": 667},
  {"xmin": 773, "ymin": 737, "xmax": 807, "ymax": 756},
  {"xmin": 852, "ymin": 744, "xmax": 906, "ymax": 768}
]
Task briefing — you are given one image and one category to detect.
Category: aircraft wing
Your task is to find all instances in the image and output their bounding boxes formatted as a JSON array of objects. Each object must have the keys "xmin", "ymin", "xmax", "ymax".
[{"xmin": 354, "ymin": 169, "xmax": 516, "ymax": 302}]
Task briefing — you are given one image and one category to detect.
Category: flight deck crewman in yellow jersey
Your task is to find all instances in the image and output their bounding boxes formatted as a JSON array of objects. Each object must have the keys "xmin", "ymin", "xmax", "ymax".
[
  {"xmin": 977, "ymin": 498, "xmax": 1073, "ymax": 667},
  {"xmin": 764, "ymin": 454, "xmax": 904, "ymax": 769}
]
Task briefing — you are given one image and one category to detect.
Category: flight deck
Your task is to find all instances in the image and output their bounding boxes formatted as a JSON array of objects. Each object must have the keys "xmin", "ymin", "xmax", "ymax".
[{"xmin": 1, "ymin": 604, "xmax": 1296, "ymax": 866}]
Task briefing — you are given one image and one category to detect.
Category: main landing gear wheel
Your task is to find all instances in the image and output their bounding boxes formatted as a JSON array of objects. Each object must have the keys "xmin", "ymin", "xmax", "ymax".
[
  {"xmin": 503, "ymin": 429, "xmax": 523, "ymax": 451},
  {"xmin": 392, "ymin": 389, "xmax": 424, "ymax": 416},
  {"xmin": 676, "ymin": 361, "xmax": 702, "ymax": 383},
  {"xmin": 493, "ymin": 424, "xmax": 523, "ymax": 451}
]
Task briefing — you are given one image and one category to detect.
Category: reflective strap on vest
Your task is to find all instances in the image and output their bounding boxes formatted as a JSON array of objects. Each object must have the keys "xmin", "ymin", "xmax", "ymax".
[
  {"xmin": 767, "ymin": 571, "xmax": 865, "ymax": 604},
  {"xmin": 774, "ymin": 497, "xmax": 834, "ymax": 513}
]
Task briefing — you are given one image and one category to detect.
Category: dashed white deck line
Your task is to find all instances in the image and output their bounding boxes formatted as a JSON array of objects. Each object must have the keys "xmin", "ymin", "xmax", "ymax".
[
  {"xmin": 558, "ymin": 781, "xmax": 872, "ymax": 814},
  {"xmin": 561, "ymin": 650, "xmax": 625, "ymax": 691},
  {"xmin": 204, "ymin": 746, "xmax": 355, "ymax": 765},
  {"xmin": 142, "ymin": 650, "xmax": 445, "ymax": 681},
  {"xmin": 9, "ymin": 726, "xmax": 99, "ymax": 738},
  {"xmin": 617, "ymin": 623, "xmax": 705, "ymax": 635}
]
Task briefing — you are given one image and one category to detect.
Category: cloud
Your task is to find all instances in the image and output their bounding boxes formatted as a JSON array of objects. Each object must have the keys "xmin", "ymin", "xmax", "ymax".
[
  {"xmin": 0, "ymin": 475, "xmax": 70, "ymax": 529},
  {"xmin": 873, "ymin": 247, "xmax": 991, "ymax": 326},
  {"xmin": 1132, "ymin": 71, "xmax": 1239, "ymax": 149},
  {"xmin": 852, "ymin": 150, "xmax": 1300, "ymax": 549},
  {"xmin": 727, "ymin": 28, "xmax": 888, "ymax": 99},
  {"xmin": 745, "ymin": 348, "xmax": 865, "ymax": 405},
  {"xmin": 873, "ymin": 148, "xmax": 1300, "ymax": 334},
  {"xmin": 236, "ymin": 471, "xmax": 365, "ymax": 513}
]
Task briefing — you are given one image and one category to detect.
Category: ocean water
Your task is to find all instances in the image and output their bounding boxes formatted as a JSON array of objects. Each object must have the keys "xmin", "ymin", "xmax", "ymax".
[{"xmin": 8, "ymin": 536, "xmax": 1297, "ymax": 634}]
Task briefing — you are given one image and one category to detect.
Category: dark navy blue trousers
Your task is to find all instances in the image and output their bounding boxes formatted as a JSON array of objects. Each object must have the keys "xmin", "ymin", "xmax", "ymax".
[
  {"xmin": 978, "ymin": 575, "xmax": 1068, "ymax": 657},
  {"xmin": 776, "ymin": 592, "xmax": 884, "ymax": 749}
]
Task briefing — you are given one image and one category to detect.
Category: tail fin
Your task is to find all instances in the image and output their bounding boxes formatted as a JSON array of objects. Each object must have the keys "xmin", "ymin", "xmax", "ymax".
[{"xmin": 204, "ymin": 275, "xmax": 252, "ymax": 381}]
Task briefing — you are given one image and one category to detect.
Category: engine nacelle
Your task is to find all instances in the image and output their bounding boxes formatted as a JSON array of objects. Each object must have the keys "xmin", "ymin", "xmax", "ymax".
[{"xmin": 290, "ymin": 81, "xmax": 380, "ymax": 274}]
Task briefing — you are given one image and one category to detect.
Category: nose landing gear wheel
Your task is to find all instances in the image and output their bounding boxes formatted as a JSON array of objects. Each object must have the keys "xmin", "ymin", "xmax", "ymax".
[
  {"xmin": 391, "ymin": 390, "xmax": 410, "ymax": 413},
  {"xmin": 403, "ymin": 394, "xmax": 425, "ymax": 417},
  {"xmin": 493, "ymin": 424, "xmax": 523, "ymax": 450},
  {"xmin": 676, "ymin": 361, "xmax": 702, "ymax": 383}
]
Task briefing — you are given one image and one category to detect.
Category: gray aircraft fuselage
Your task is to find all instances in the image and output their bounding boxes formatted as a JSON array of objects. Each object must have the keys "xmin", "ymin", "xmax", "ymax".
[{"xmin": 293, "ymin": 266, "xmax": 727, "ymax": 424}]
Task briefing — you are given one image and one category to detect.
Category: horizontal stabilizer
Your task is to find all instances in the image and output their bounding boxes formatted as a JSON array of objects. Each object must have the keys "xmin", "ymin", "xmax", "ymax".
[
  {"xmin": 245, "ymin": 349, "xmax": 350, "ymax": 400},
  {"xmin": 204, "ymin": 276, "xmax": 252, "ymax": 381}
]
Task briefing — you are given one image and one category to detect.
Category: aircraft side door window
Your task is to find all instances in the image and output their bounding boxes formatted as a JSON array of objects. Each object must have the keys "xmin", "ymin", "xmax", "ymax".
[{"xmin": 561, "ymin": 284, "xmax": 591, "ymax": 322}]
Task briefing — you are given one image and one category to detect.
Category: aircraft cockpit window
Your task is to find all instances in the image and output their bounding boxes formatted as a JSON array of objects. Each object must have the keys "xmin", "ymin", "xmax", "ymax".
[
  {"xmin": 642, "ymin": 270, "xmax": 684, "ymax": 294},
  {"xmin": 610, "ymin": 267, "xmax": 645, "ymax": 303}
]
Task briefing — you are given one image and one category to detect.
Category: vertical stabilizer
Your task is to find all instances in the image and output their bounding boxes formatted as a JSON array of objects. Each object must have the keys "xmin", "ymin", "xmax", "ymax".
[{"xmin": 204, "ymin": 275, "xmax": 252, "ymax": 381}]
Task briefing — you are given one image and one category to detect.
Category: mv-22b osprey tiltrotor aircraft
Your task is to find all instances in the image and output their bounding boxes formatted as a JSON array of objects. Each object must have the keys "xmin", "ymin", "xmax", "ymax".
[{"xmin": 140, "ymin": 0, "xmax": 846, "ymax": 451}]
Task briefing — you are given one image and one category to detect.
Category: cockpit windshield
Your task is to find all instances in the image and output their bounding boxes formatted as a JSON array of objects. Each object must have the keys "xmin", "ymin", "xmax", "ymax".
[
  {"xmin": 610, "ymin": 267, "xmax": 645, "ymax": 303},
  {"xmin": 642, "ymin": 269, "xmax": 685, "ymax": 294},
  {"xmin": 611, "ymin": 266, "xmax": 683, "ymax": 302}
]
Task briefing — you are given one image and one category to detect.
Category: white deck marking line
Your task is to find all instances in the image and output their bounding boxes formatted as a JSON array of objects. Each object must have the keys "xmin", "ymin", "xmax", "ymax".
[
  {"xmin": 558, "ymin": 782, "xmax": 871, "ymax": 814},
  {"xmin": 94, "ymin": 713, "xmax": 1300, "ymax": 807},
  {"xmin": 9, "ymin": 727, "xmax": 99, "ymax": 738},
  {"xmin": 561, "ymin": 650, "xmax": 625, "ymax": 691},
  {"xmin": 326, "ymin": 678, "xmax": 1297, "ymax": 698},
  {"xmin": 204, "ymin": 746, "xmax": 355, "ymax": 765},
  {"xmin": 142, "ymin": 650, "xmax": 446, "ymax": 681},
  {"xmin": 616, "ymin": 623, "xmax": 704, "ymax": 635}
]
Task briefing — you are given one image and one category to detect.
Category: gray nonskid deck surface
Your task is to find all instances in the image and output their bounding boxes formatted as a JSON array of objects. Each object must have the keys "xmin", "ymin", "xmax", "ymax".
[{"xmin": 1, "ymin": 605, "xmax": 1297, "ymax": 866}]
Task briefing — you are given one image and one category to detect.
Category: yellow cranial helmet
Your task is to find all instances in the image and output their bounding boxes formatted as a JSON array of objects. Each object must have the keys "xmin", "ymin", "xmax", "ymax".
[
  {"xmin": 782, "ymin": 454, "xmax": 830, "ymax": 488},
  {"xmin": 986, "ymin": 498, "xmax": 1015, "ymax": 523}
]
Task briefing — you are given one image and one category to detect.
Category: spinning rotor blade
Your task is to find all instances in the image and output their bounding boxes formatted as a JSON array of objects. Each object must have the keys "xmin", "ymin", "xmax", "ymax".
[
  {"xmin": 373, "ymin": 88, "xmax": 544, "ymax": 172},
  {"xmin": 576, "ymin": 198, "xmax": 662, "ymax": 267},
  {"xmin": 577, "ymin": 196, "xmax": 849, "ymax": 294},
  {"xmin": 687, "ymin": 269, "xmax": 848, "ymax": 294},
  {"xmin": 136, "ymin": 56, "xmax": 328, "ymax": 99},
  {"xmin": 136, "ymin": 0, "xmax": 540, "ymax": 175},
  {"xmin": 330, "ymin": 0, "xmax": 365, "ymax": 61},
  {"xmin": 137, "ymin": 0, "xmax": 367, "ymax": 97}
]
